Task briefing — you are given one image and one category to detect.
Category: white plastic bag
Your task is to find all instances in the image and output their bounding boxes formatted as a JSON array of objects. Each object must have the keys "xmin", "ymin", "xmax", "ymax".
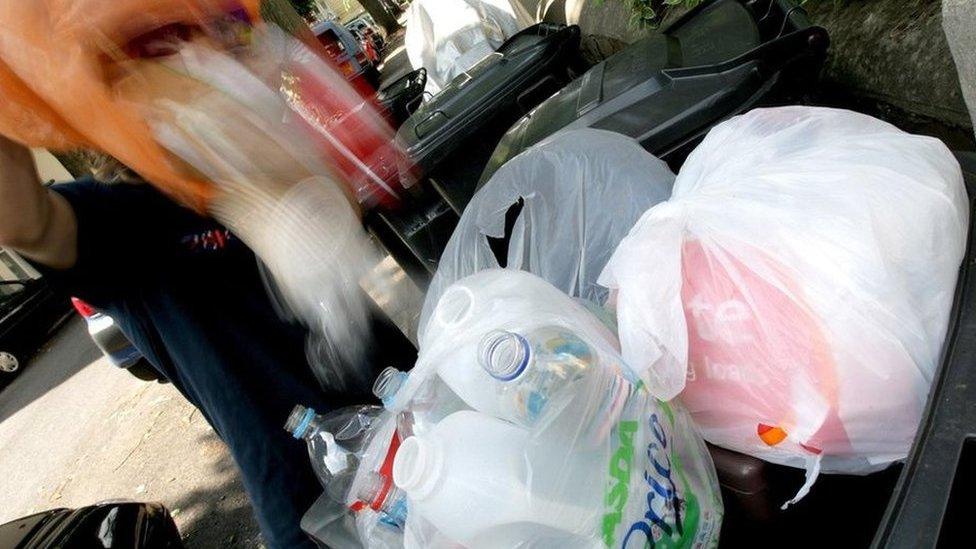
[
  {"xmin": 391, "ymin": 270, "xmax": 723, "ymax": 548},
  {"xmin": 404, "ymin": 0, "xmax": 533, "ymax": 94},
  {"xmin": 419, "ymin": 128, "xmax": 675, "ymax": 340},
  {"xmin": 600, "ymin": 107, "xmax": 969, "ymax": 493}
]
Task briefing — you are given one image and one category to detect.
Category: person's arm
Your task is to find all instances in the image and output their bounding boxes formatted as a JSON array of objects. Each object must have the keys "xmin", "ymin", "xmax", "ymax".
[{"xmin": 0, "ymin": 135, "xmax": 77, "ymax": 269}]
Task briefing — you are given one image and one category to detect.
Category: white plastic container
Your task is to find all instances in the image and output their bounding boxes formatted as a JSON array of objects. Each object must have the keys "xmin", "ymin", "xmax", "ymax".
[
  {"xmin": 392, "ymin": 410, "xmax": 599, "ymax": 547},
  {"xmin": 428, "ymin": 281, "xmax": 626, "ymax": 430}
]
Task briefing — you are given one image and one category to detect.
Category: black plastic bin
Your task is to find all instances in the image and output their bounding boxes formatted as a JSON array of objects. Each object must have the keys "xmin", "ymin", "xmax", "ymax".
[
  {"xmin": 374, "ymin": 68, "xmax": 428, "ymax": 128},
  {"xmin": 367, "ymin": 22, "xmax": 583, "ymax": 285},
  {"xmin": 395, "ymin": 22, "xmax": 583, "ymax": 195},
  {"xmin": 871, "ymin": 151, "xmax": 976, "ymax": 549},
  {"xmin": 480, "ymin": 0, "xmax": 829, "ymax": 184}
]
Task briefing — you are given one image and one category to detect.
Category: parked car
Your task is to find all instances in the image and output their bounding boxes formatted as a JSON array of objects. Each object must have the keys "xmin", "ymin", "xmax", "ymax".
[
  {"xmin": 70, "ymin": 297, "xmax": 165, "ymax": 383},
  {"xmin": 0, "ymin": 502, "xmax": 183, "ymax": 548},
  {"xmin": 0, "ymin": 278, "xmax": 72, "ymax": 387},
  {"xmin": 346, "ymin": 15, "xmax": 385, "ymax": 53},
  {"xmin": 312, "ymin": 20, "xmax": 381, "ymax": 91}
]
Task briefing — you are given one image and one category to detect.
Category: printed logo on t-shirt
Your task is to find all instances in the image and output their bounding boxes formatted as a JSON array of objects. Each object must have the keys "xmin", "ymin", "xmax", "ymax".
[{"xmin": 182, "ymin": 228, "xmax": 234, "ymax": 253}]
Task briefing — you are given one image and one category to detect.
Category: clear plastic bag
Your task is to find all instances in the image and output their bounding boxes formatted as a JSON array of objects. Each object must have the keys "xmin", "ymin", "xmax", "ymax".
[
  {"xmin": 404, "ymin": 0, "xmax": 533, "ymax": 94},
  {"xmin": 388, "ymin": 269, "xmax": 723, "ymax": 548},
  {"xmin": 600, "ymin": 107, "xmax": 969, "ymax": 497},
  {"xmin": 419, "ymin": 128, "xmax": 675, "ymax": 341}
]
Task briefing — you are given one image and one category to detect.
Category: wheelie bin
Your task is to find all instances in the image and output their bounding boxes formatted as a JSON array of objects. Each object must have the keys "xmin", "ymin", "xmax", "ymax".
[
  {"xmin": 366, "ymin": 22, "xmax": 584, "ymax": 285},
  {"xmin": 480, "ymin": 0, "xmax": 830, "ymax": 183},
  {"xmin": 870, "ymin": 152, "xmax": 976, "ymax": 549}
]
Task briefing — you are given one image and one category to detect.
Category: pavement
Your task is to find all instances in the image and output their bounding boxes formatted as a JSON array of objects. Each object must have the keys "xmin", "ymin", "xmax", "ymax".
[{"xmin": 0, "ymin": 317, "xmax": 262, "ymax": 547}]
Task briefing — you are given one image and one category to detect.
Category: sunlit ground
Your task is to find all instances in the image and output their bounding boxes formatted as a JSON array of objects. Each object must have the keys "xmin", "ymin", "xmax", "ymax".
[{"xmin": 0, "ymin": 318, "xmax": 260, "ymax": 546}]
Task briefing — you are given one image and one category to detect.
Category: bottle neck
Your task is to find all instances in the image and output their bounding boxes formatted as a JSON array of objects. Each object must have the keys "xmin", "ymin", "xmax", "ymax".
[
  {"xmin": 372, "ymin": 367, "xmax": 408, "ymax": 408},
  {"xmin": 393, "ymin": 435, "xmax": 444, "ymax": 501},
  {"xmin": 479, "ymin": 330, "xmax": 531, "ymax": 381},
  {"xmin": 285, "ymin": 404, "xmax": 318, "ymax": 439},
  {"xmin": 301, "ymin": 417, "xmax": 327, "ymax": 441},
  {"xmin": 356, "ymin": 470, "xmax": 405, "ymax": 514}
]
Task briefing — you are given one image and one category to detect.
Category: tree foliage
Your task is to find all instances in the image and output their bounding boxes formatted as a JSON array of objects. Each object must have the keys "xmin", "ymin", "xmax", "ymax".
[
  {"xmin": 288, "ymin": 0, "xmax": 318, "ymax": 20},
  {"xmin": 626, "ymin": 0, "xmax": 701, "ymax": 27}
]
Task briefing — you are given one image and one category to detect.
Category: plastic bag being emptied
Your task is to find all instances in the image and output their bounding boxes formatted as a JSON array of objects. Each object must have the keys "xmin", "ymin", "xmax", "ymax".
[{"xmin": 0, "ymin": 0, "xmax": 405, "ymax": 391}]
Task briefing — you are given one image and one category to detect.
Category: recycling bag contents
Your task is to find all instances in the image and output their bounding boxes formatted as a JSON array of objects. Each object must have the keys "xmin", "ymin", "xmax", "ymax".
[
  {"xmin": 600, "ymin": 107, "xmax": 969, "ymax": 498},
  {"xmin": 301, "ymin": 270, "xmax": 723, "ymax": 548},
  {"xmin": 287, "ymin": 403, "xmax": 408, "ymax": 548}
]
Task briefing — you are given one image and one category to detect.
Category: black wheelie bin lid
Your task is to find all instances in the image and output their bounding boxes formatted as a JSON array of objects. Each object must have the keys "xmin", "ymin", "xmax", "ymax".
[
  {"xmin": 395, "ymin": 22, "xmax": 582, "ymax": 189},
  {"xmin": 366, "ymin": 22, "xmax": 582, "ymax": 286},
  {"xmin": 479, "ymin": 0, "xmax": 830, "ymax": 183}
]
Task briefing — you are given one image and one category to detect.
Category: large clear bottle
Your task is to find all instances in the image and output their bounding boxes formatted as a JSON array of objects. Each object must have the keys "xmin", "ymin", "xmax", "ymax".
[{"xmin": 476, "ymin": 326, "xmax": 597, "ymax": 428}]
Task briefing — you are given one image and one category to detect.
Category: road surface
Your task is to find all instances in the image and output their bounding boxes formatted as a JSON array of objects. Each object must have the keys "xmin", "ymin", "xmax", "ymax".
[{"xmin": 0, "ymin": 317, "xmax": 262, "ymax": 547}]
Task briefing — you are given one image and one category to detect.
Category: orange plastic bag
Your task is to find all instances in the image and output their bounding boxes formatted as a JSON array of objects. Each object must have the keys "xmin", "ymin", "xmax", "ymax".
[
  {"xmin": 0, "ymin": 0, "xmax": 405, "ymax": 390},
  {"xmin": 0, "ymin": 1, "xmax": 270, "ymax": 209}
]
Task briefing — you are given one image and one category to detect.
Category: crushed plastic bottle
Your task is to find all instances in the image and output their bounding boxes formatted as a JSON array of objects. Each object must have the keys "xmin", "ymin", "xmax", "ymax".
[
  {"xmin": 285, "ymin": 404, "xmax": 384, "ymax": 489},
  {"xmin": 286, "ymin": 403, "xmax": 410, "ymax": 542}
]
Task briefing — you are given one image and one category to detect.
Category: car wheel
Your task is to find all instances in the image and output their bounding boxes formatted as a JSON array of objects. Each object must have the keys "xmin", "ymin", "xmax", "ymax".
[{"xmin": 0, "ymin": 351, "xmax": 19, "ymax": 374}]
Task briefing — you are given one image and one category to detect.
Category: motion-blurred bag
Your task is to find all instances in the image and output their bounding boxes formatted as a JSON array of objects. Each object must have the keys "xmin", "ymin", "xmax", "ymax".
[
  {"xmin": 0, "ymin": 1, "xmax": 403, "ymax": 390},
  {"xmin": 600, "ymin": 107, "xmax": 969, "ymax": 499},
  {"xmin": 0, "ymin": 0, "xmax": 394, "ymax": 210}
]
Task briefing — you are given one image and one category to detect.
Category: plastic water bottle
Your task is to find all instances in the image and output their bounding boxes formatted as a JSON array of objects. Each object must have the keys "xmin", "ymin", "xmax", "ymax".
[
  {"xmin": 284, "ymin": 405, "xmax": 392, "ymax": 504},
  {"xmin": 478, "ymin": 326, "xmax": 595, "ymax": 426},
  {"xmin": 392, "ymin": 410, "xmax": 599, "ymax": 546}
]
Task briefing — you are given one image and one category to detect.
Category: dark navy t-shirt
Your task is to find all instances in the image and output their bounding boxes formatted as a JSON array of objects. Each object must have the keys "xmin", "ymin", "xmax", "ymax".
[{"xmin": 46, "ymin": 178, "xmax": 335, "ymax": 548}]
